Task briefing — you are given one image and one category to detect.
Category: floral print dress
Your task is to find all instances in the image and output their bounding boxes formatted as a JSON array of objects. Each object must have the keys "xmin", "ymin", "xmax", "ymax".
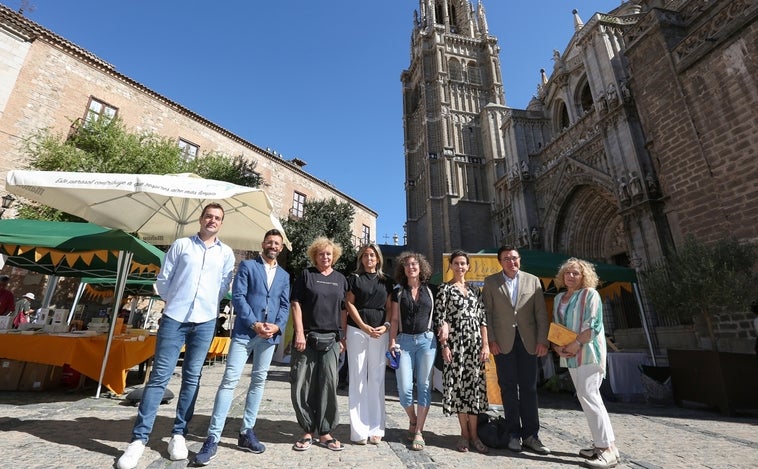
[{"xmin": 435, "ymin": 282, "xmax": 488, "ymax": 415}]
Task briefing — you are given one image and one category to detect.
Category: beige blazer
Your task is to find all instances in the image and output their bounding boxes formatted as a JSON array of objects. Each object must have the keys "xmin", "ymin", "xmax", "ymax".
[{"xmin": 482, "ymin": 270, "xmax": 549, "ymax": 355}]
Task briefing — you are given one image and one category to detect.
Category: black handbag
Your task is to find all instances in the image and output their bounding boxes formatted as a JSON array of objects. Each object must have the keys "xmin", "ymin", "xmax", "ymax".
[
  {"xmin": 477, "ymin": 413, "xmax": 509, "ymax": 449},
  {"xmin": 307, "ymin": 331, "xmax": 337, "ymax": 352}
]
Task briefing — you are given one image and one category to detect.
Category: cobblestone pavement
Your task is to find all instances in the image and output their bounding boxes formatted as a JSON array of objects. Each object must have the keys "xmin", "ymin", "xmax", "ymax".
[{"xmin": 1, "ymin": 360, "xmax": 757, "ymax": 468}]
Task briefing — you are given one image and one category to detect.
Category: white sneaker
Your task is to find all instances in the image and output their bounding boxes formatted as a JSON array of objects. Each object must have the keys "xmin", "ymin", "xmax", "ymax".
[
  {"xmin": 168, "ymin": 434, "xmax": 188, "ymax": 461},
  {"xmin": 580, "ymin": 446, "xmax": 620, "ymax": 460},
  {"xmin": 584, "ymin": 447, "xmax": 619, "ymax": 469},
  {"xmin": 116, "ymin": 440, "xmax": 145, "ymax": 469}
]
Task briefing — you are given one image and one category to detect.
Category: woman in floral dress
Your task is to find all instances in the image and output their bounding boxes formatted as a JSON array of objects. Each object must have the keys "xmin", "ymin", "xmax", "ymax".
[{"xmin": 436, "ymin": 250, "xmax": 490, "ymax": 453}]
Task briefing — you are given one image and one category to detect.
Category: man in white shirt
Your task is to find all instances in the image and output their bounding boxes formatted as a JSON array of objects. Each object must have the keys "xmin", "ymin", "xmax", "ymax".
[{"xmin": 117, "ymin": 203, "xmax": 235, "ymax": 469}]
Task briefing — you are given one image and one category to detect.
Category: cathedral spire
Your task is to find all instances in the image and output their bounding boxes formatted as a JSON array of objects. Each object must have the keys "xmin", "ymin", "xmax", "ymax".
[
  {"xmin": 573, "ymin": 9, "xmax": 584, "ymax": 31},
  {"xmin": 477, "ymin": 1, "xmax": 489, "ymax": 35}
]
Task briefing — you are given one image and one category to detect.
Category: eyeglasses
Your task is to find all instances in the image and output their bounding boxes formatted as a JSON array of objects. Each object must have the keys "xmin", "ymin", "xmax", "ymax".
[
  {"xmin": 405, "ymin": 261, "xmax": 419, "ymax": 267},
  {"xmin": 501, "ymin": 257, "xmax": 520, "ymax": 263}
]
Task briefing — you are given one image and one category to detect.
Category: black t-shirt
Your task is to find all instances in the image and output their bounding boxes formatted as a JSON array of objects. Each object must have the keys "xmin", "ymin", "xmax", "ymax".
[
  {"xmin": 347, "ymin": 272, "xmax": 394, "ymax": 328},
  {"xmin": 291, "ymin": 267, "xmax": 348, "ymax": 332},
  {"xmin": 391, "ymin": 284, "xmax": 435, "ymax": 335}
]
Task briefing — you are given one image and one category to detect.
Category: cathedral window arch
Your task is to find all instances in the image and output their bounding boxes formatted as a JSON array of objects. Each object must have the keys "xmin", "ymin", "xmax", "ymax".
[
  {"xmin": 553, "ymin": 100, "xmax": 570, "ymax": 132},
  {"xmin": 448, "ymin": 58, "xmax": 462, "ymax": 82},
  {"xmin": 434, "ymin": 2, "xmax": 444, "ymax": 25},
  {"xmin": 575, "ymin": 76, "xmax": 593, "ymax": 116},
  {"xmin": 467, "ymin": 61, "xmax": 481, "ymax": 85}
]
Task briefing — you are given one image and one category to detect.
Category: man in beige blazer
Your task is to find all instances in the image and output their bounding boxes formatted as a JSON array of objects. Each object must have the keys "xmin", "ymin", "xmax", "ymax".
[{"xmin": 482, "ymin": 246, "xmax": 550, "ymax": 455}]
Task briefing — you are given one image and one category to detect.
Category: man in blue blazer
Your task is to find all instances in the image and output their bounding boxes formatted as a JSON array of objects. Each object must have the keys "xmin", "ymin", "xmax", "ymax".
[
  {"xmin": 482, "ymin": 246, "xmax": 550, "ymax": 456},
  {"xmin": 195, "ymin": 229, "xmax": 291, "ymax": 466}
]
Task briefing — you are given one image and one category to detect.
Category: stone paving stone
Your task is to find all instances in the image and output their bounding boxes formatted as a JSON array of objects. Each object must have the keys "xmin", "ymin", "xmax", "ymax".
[{"xmin": 0, "ymin": 360, "xmax": 756, "ymax": 468}]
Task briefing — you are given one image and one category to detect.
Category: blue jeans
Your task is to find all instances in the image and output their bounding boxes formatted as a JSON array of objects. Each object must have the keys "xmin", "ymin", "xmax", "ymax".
[
  {"xmin": 131, "ymin": 316, "xmax": 216, "ymax": 443},
  {"xmin": 396, "ymin": 331, "xmax": 436, "ymax": 408},
  {"xmin": 207, "ymin": 334, "xmax": 275, "ymax": 441}
]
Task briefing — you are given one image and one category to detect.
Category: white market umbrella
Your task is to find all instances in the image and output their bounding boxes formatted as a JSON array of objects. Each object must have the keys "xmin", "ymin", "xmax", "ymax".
[{"xmin": 6, "ymin": 170, "xmax": 291, "ymax": 251}]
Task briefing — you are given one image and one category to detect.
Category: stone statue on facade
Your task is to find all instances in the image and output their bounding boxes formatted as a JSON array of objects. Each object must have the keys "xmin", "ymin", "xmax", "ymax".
[
  {"xmin": 618, "ymin": 176, "xmax": 630, "ymax": 204},
  {"xmin": 607, "ymin": 83, "xmax": 619, "ymax": 104},
  {"xmin": 552, "ymin": 49, "xmax": 564, "ymax": 72},
  {"xmin": 520, "ymin": 160, "xmax": 530, "ymax": 178},
  {"xmin": 629, "ymin": 171, "xmax": 643, "ymax": 199},
  {"xmin": 595, "ymin": 94, "xmax": 608, "ymax": 114},
  {"xmin": 612, "ymin": 222, "xmax": 625, "ymax": 249},
  {"xmin": 620, "ymin": 80, "xmax": 632, "ymax": 103},
  {"xmin": 645, "ymin": 171, "xmax": 659, "ymax": 196}
]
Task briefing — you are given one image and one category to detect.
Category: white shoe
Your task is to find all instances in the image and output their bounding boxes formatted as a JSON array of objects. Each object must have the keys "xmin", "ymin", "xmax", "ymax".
[
  {"xmin": 116, "ymin": 440, "xmax": 145, "ymax": 469},
  {"xmin": 580, "ymin": 446, "xmax": 620, "ymax": 460},
  {"xmin": 584, "ymin": 447, "xmax": 619, "ymax": 469},
  {"xmin": 168, "ymin": 434, "xmax": 188, "ymax": 461}
]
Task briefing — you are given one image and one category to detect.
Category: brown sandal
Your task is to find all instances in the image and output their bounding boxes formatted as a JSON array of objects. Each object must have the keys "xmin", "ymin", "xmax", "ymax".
[
  {"xmin": 456, "ymin": 437, "xmax": 469, "ymax": 452},
  {"xmin": 471, "ymin": 438, "xmax": 489, "ymax": 454}
]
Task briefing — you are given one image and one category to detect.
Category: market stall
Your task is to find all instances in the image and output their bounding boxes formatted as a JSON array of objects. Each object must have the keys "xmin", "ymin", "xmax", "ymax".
[
  {"xmin": 0, "ymin": 219, "xmax": 164, "ymax": 397},
  {"xmin": 0, "ymin": 333, "xmax": 156, "ymax": 394}
]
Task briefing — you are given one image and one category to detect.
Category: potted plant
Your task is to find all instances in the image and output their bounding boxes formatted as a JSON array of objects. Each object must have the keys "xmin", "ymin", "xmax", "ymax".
[{"xmin": 641, "ymin": 236, "xmax": 758, "ymax": 414}]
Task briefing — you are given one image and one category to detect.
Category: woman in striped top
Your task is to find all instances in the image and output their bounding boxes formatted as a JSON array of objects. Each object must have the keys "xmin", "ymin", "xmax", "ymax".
[{"xmin": 552, "ymin": 258, "xmax": 619, "ymax": 469}]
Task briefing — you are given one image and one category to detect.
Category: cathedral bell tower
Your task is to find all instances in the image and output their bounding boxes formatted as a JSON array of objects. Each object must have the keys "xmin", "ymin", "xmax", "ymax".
[{"xmin": 401, "ymin": 0, "xmax": 504, "ymax": 271}]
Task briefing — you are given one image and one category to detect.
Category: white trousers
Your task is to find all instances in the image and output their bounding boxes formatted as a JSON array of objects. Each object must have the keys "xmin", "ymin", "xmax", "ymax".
[
  {"xmin": 346, "ymin": 325, "xmax": 389, "ymax": 441},
  {"xmin": 569, "ymin": 364, "xmax": 615, "ymax": 448}
]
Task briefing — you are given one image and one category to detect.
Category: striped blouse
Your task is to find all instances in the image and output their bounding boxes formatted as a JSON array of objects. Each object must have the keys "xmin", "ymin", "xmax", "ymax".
[{"xmin": 553, "ymin": 287, "xmax": 606, "ymax": 375}]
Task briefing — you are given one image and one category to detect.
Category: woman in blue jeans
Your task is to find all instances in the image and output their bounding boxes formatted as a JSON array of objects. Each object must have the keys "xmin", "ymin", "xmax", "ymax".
[{"xmin": 388, "ymin": 251, "xmax": 438, "ymax": 451}]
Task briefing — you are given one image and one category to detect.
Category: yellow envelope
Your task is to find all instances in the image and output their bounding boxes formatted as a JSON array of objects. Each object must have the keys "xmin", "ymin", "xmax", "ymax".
[{"xmin": 548, "ymin": 322, "xmax": 578, "ymax": 346}]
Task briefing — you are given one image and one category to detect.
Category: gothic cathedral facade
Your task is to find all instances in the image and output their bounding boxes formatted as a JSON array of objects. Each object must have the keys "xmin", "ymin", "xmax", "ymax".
[{"xmin": 403, "ymin": 0, "xmax": 756, "ymax": 274}]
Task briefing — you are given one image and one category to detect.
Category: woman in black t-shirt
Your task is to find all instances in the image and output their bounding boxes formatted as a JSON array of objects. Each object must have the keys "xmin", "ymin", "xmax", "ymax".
[
  {"xmin": 345, "ymin": 244, "xmax": 393, "ymax": 445},
  {"xmin": 290, "ymin": 237, "xmax": 348, "ymax": 452}
]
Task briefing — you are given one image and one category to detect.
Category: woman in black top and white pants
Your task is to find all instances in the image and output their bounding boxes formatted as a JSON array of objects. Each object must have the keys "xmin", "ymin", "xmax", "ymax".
[{"xmin": 345, "ymin": 244, "xmax": 393, "ymax": 445}]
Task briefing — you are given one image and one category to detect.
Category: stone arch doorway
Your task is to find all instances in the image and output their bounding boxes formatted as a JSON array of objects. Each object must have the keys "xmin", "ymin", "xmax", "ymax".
[{"xmin": 553, "ymin": 185, "xmax": 628, "ymax": 263}]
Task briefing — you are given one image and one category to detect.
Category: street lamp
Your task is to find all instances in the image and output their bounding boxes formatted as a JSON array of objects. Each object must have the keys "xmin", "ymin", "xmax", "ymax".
[{"xmin": 0, "ymin": 193, "xmax": 15, "ymax": 218}]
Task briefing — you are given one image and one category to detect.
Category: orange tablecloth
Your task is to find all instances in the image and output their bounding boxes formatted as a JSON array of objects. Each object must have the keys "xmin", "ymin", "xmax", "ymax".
[
  {"xmin": 207, "ymin": 336, "xmax": 230, "ymax": 358},
  {"xmin": 180, "ymin": 336, "xmax": 230, "ymax": 356},
  {"xmin": 0, "ymin": 334, "xmax": 156, "ymax": 394}
]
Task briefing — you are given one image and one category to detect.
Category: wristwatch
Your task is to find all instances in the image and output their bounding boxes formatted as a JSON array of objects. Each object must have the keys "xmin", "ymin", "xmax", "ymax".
[
  {"xmin": 440, "ymin": 342, "xmax": 450, "ymax": 349},
  {"xmin": 383, "ymin": 321, "xmax": 391, "ymax": 329}
]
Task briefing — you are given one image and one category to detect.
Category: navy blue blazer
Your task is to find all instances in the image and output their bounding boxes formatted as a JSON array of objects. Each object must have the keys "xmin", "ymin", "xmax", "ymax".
[{"xmin": 231, "ymin": 256, "xmax": 290, "ymax": 344}]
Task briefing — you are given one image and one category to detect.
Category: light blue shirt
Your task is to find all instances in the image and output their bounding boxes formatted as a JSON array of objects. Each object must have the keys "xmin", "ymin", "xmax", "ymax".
[
  {"xmin": 503, "ymin": 271, "xmax": 519, "ymax": 307},
  {"xmin": 156, "ymin": 234, "xmax": 235, "ymax": 324}
]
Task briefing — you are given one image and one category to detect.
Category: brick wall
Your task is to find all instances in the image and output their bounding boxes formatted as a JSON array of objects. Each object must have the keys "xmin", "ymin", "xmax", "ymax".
[
  {"xmin": 625, "ymin": 2, "xmax": 758, "ymax": 244},
  {"xmin": 712, "ymin": 312, "xmax": 757, "ymax": 354}
]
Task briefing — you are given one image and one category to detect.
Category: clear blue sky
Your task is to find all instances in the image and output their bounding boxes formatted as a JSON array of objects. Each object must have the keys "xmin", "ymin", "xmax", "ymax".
[{"xmin": 9, "ymin": 0, "xmax": 622, "ymax": 244}]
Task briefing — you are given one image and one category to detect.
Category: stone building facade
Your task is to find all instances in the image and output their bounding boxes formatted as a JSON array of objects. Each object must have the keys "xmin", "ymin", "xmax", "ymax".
[
  {"xmin": 0, "ymin": 5, "xmax": 377, "ymax": 247},
  {"xmin": 403, "ymin": 0, "xmax": 757, "ymax": 351}
]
